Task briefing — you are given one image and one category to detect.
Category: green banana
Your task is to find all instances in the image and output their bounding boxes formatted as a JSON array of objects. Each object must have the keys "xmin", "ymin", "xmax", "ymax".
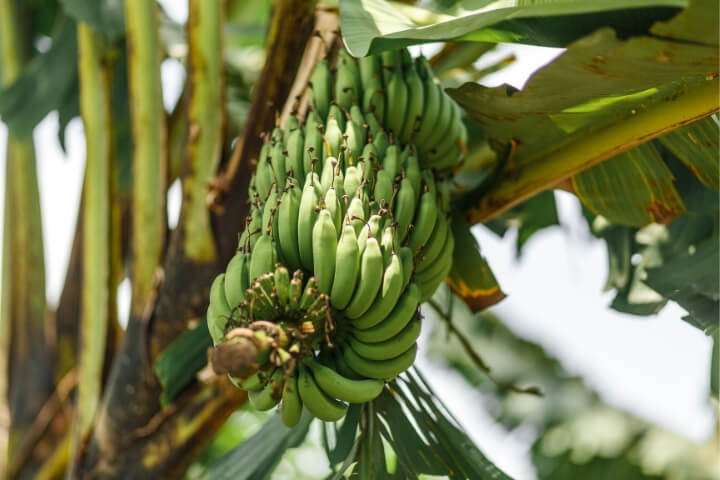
[
  {"xmin": 398, "ymin": 246, "xmax": 414, "ymax": 289},
  {"xmin": 345, "ymin": 119, "xmax": 366, "ymax": 164},
  {"xmin": 288, "ymin": 269, "xmax": 303, "ymax": 311},
  {"xmin": 362, "ymin": 76, "xmax": 385, "ymax": 126},
  {"xmin": 336, "ymin": 48, "xmax": 361, "ymax": 110},
  {"xmin": 352, "ymin": 283, "xmax": 420, "ymax": 343},
  {"xmin": 382, "ymin": 144, "xmax": 401, "ymax": 180},
  {"xmin": 380, "ymin": 49, "xmax": 400, "ymax": 86},
  {"xmin": 346, "ymin": 195, "xmax": 367, "ymax": 236},
  {"xmin": 254, "ymin": 141, "xmax": 273, "ymax": 200},
  {"xmin": 274, "ymin": 264, "xmax": 290, "ymax": 308},
  {"xmin": 351, "ymin": 253, "xmax": 404, "ymax": 330},
  {"xmin": 416, "ymin": 213, "xmax": 448, "ymax": 272},
  {"xmin": 298, "ymin": 364, "xmax": 348, "ymax": 422},
  {"xmin": 358, "ymin": 54, "xmax": 381, "ymax": 94},
  {"xmin": 306, "ymin": 358, "xmax": 383, "ymax": 403},
  {"xmin": 344, "ymin": 237, "xmax": 384, "ymax": 319},
  {"xmin": 324, "ymin": 187, "xmax": 343, "ymax": 233},
  {"xmin": 373, "ymin": 169, "xmax": 393, "ymax": 208},
  {"xmin": 399, "ymin": 62, "xmax": 424, "ymax": 144},
  {"xmin": 233, "ymin": 370, "xmax": 265, "ymax": 391},
  {"xmin": 224, "ymin": 252, "xmax": 248, "ymax": 310},
  {"xmin": 385, "ymin": 69, "xmax": 407, "ymax": 138},
  {"xmin": 324, "ymin": 114, "xmax": 344, "ymax": 159},
  {"xmin": 309, "ymin": 59, "xmax": 332, "ymax": 121},
  {"xmin": 343, "ymin": 341, "xmax": 417, "ymax": 380},
  {"xmin": 249, "ymin": 232, "xmax": 275, "ymax": 284},
  {"xmin": 394, "ymin": 177, "xmax": 416, "ymax": 244},
  {"xmin": 285, "ymin": 126, "xmax": 305, "ymax": 179},
  {"xmin": 408, "ymin": 190, "xmax": 438, "ymax": 252},
  {"xmin": 349, "ymin": 316, "xmax": 421, "ymax": 361},
  {"xmin": 343, "ymin": 165, "xmax": 362, "ymax": 199},
  {"xmin": 280, "ymin": 372, "xmax": 303, "ymax": 428},
  {"xmin": 249, "ymin": 369, "xmax": 284, "ymax": 411},
  {"xmin": 208, "ymin": 274, "xmax": 231, "ymax": 344},
  {"xmin": 312, "ymin": 208, "xmax": 338, "ymax": 294},
  {"xmin": 297, "ymin": 174, "xmax": 319, "ymax": 270},
  {"xmin": 330, "ymin": 224, "xmax": 360, "ymax": 310},
  {"xmin": 277, "ymin": 183, "xmax": 303, "ymax": 271}
]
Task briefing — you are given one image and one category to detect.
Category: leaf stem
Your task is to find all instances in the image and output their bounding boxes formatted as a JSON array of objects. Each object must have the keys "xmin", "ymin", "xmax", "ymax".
[
  {"xmin": 125, "ymin": 0, "xmax": 167, "ymax": 315},
  {"xmin": 466, "ymin": 79, "xmax": 720, "ymax": 223}
]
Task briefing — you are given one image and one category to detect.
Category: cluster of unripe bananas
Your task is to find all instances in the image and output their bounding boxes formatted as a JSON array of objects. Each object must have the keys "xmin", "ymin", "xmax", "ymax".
[{"xmin": 206, "ymin": 46, "xmax": 466, "ymax": 427}]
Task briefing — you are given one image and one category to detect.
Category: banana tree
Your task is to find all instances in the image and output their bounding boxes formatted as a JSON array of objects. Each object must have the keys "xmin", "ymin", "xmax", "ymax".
[{"xmin": 0, "ymin": 0, "xmax": 716, "ymax": 478}]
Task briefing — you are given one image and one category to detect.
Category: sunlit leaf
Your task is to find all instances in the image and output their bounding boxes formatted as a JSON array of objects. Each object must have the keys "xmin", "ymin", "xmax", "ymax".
[
  {"xmin": 339, "ymin": 0, "xmax": 684, "ymax": 56},
  {"xmin": 449, "ymin": 0, "xmax": 718, "ymax": 224},
  {"xmin": 447, "ymin": 216, "xmax": 505, "ymax": 312},
  {"xmin": 573, "ymin": 142, "xmax": 686, "ymax": 227}
]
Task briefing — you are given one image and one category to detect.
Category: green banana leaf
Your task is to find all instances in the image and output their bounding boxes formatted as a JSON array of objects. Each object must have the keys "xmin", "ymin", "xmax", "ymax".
[
  {"xmin": 60, "ymin": 0, "xmax": 125, "ymax": 41},
  {"xmin": 154, "ymin": 322, "xmax": 213, "ymax": 406},
  {"xmin": 448, "ymin": 0, "xmax": 718, "ymax": 224},
  {"xmin": 0, "ymin": 16, "xmax": 78, "ymax": 139},
  {"xmin": 199, "ymin": 411, "xmax": 314, "ymax": 479},
  {"xmin": 447, "ymin": 215, "xmax": 505, "ymax": 312},
  {"xmin": 339, "ymin": 0, "xmax": 685, "ymax": 56},
  {"xmin": 572, "ymin": 142, "xmax": 686, "ymax": 227}
]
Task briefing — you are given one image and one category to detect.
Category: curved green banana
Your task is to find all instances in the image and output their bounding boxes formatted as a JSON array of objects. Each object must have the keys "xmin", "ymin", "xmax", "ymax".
[
  {"xmin": 385, "ymin": 69, "xmax": 407, "ymax": 138},
  {"xmin": 309, "ymin": 59, "xmax": 332, "ymax": 120},
  {"xmin": 233, "ymin": 369, "xmax": 267, "ymax": 391},
  {"xmin": 351, "ymin": 253, "xmax": 404, "ymax": 330},
  {"xmin": 280, "ymin": 372, "xmax": 303, "ymax": 428},
  {"xmin": 208, "ymin": 273, "xmax": 232, "ymax": 344},
  {"xmin": 343, "ymin": 342, "xmax": 417, "ymax": 380},
  {"xmin": 248, "ymin": 369, "xmax": 284, "ymax": 411},
  {"xmin": 298, "ymin": 174, "xmax": 319, "ymax": 270},
  {"xmin": 394, "ymin": 178, "xmax": 416, "ymax": 244},
  {"xmin": 324, "ymin": 115, "xmax": 344, "ymax": 159},
  {"xmin": 285, "ymin": 126, "xmax": 305, "ymax": 179},
  {"xmin": 398, "ymin": 246, "xmax": 414, "ymax": 289},
  {"xmin": 344, "ymin": 237, "xmax": 384, "ymax": 319},
  {"xmin": 373, "ymin": 169, "xmax": 393, "ymax": 208},
  {"xmin": 277, "ymin": 183, "xmax": 303, "ymax": 271},
  {"xmin": 298, "ymin": 364, "xmax": 348, "ymax": 422},
  {"xmin": 362, "ymin": 76, "xmax": 385, "ymax": 126},
  {"xmin": 274, "ymin": 264, "xmax": 290, "ymax": 308},
  {"xmin": 382, "ymin": 145, "xmax": 401, "ymax": 180},
  {"xmin": 330, "ymin": 224, "xmax": 360, "ymax": 310},
  {"xmin": 306, "ymin": 358, "xmax": 383, "ymax": 403},
  {"xmin": 336, "ymin": 48, "xmax": 361, "ymax": 110},
  {"xmin": 249, "ymin": 232, "xmax": 275, "ymax": 283},
  {"xmin": 224, "ymin": 252, "xmax": 248, "ymax": 310},
  {"xmin": 352, "ymin": 283, "xmax": 420, "ymax": 343},
  {"xmin": 399, "ymin": 62, "xmax": 424, "ymax": 144},
  {"xmin": 312, "ymin": 208, "xmax": 338, "ymax": 294},
  {"xmin": 349, "ymin": 317, "xmax": 421, "ymax": 361},
  {"xmin": 343, "ymin": 165, "xmax": 362, "ymax": 199},
  {"xmin": 347, "ymin": 195, "xmax": 367, "ymax": 236},
  {"xmin": 416, "ymin": 213, "xmax": 448, "ymax": 273},
  {"xmin": 408, "ymin": 190, "xmax": 438, "ymax": 252}
]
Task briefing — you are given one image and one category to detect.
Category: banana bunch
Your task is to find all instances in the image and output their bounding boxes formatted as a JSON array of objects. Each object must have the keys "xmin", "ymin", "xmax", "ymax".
[
  {"xmin": 207, "ymin": 47, "xmax": 463, "ymax": 425},
  {"xmin": 309, "ymin": 47, "xmax": 467, "ymax": 171}
]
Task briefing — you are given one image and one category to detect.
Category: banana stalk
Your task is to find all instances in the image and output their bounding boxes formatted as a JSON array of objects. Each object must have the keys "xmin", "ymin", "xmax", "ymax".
[{"xmin": 125, "ymin": 0, "xmax": 167, "ymax": 316}]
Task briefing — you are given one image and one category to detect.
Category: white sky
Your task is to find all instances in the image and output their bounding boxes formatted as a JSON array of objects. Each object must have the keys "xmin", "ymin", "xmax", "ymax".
[{"xmin": 0, "ymin": 7, "xmax": 715, "ymax": 479}]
